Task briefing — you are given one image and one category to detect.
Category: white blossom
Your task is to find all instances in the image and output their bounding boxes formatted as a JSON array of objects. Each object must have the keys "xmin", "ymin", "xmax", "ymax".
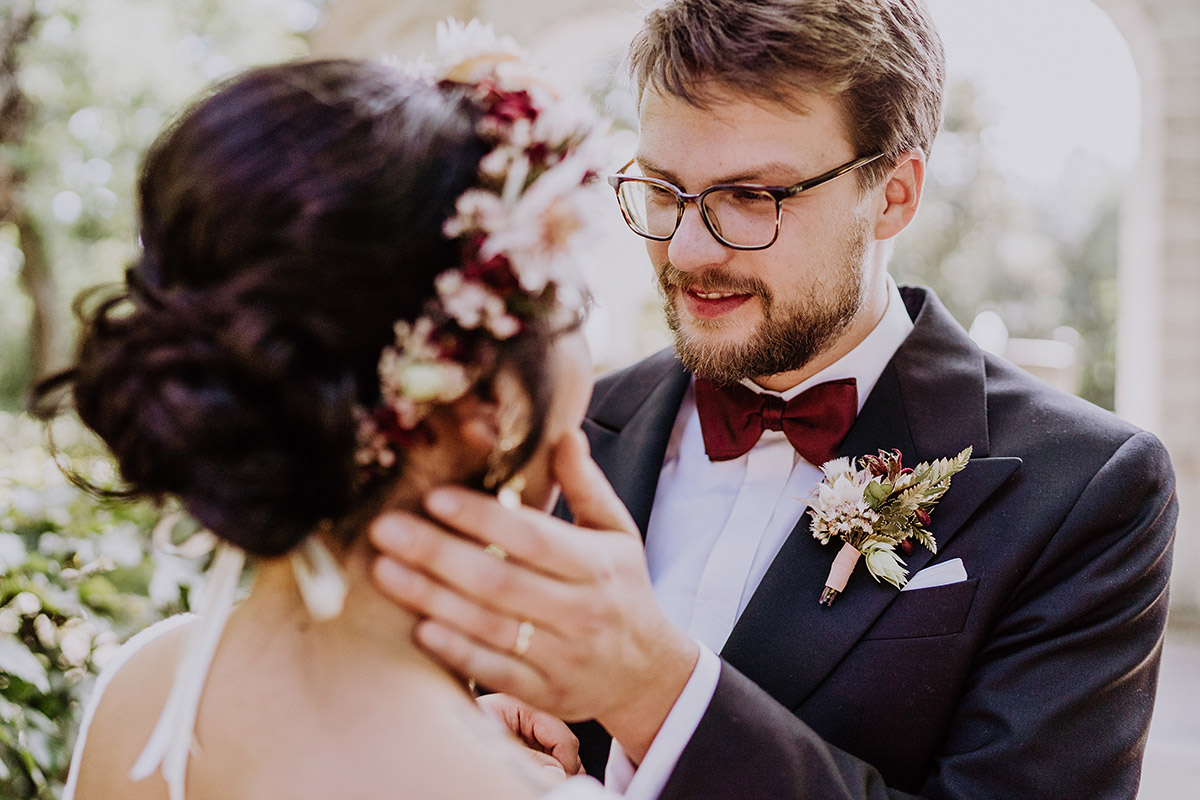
[
  {"xmin": 0, "ymin": 532, "xmax": 26, "ymax": 574},
  {"xmin": 864, "ymin": 544, "xmax": 909, "ymax": 588},
  {"xmin": 59, "ymin": 619, "xmax": 95, "ymax": 667},
  {"xmin": 12, "ymin": 590, "xmax": 42, "ymax": 616},
  {"xmin": 34, "ymin": 613, "xmax": 57, "ymax": 649},
  {"xmin": 435, "ymin": 17, "xmax": 524, "ymax": 82}
]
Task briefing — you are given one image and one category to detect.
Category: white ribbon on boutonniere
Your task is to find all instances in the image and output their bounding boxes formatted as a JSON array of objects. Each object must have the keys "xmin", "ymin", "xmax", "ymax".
[{"xmin": 807, "ymin": 447, "xmax": 972, "ymax": 607}]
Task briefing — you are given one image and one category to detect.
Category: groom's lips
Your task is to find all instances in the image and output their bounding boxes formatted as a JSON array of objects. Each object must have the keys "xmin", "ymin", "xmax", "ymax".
[{"xmin": 680, "ymin": 287, "xmax": 753, "ymax": 319}]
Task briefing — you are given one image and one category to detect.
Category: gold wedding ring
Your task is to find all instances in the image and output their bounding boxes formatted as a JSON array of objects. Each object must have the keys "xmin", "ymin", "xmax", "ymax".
[
  {"xmin": 484, "ymin": 543, "xmax": 508, "ymax": 560},
  {"xmin": 513, "ymin": 620, "xmax": 535, "ymax": 656}
]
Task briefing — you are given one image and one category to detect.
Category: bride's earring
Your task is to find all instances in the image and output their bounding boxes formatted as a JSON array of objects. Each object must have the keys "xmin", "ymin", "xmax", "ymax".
[{"xmin": 483, "ymin": 373, "xmax": 530, "ymax": 510}]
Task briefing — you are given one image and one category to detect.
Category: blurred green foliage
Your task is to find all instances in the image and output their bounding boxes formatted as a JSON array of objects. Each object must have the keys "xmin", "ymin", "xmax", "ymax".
[
  {"xmin": 0, "ymin": 0, "xmax": 324, "ymax": 410},
  {"xmin": 892, "ymin": 81, "xmax": 1121, "ymax": 409},
  {"xmin": 0, "ymin": 411, "xmax": 205, "ymax": 799}
]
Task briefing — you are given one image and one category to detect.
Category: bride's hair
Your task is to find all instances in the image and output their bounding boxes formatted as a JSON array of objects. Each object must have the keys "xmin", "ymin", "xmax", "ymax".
[{"xmin": 33, "ymin": 60, "xmax": 562, "ymax": 557}]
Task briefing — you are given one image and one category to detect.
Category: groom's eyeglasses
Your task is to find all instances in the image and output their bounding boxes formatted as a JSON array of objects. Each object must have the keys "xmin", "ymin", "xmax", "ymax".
[{"xmin": 607, "ymin": 152, "xmax": 885, "ymax": 251}]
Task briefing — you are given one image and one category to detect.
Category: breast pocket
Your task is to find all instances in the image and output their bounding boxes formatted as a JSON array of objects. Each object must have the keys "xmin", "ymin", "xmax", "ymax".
[{"xmin": 862, "ymin": 578, "xmax": 979, "ymax": 640}]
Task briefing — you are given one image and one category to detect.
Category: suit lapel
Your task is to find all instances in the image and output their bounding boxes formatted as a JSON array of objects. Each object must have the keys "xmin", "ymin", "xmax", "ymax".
[
  {"xmin": 720, "ymin": 288, "xmax": 1022, "ymax": 710},
  {"xmin": 584, "ymin": 349, "xmax": 690, "ymax": 536}
]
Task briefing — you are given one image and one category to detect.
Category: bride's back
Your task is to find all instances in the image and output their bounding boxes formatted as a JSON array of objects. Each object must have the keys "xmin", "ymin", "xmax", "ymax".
[{"xmin": 72, "ymin": 563, "xmax": 546, "ymax": 800}]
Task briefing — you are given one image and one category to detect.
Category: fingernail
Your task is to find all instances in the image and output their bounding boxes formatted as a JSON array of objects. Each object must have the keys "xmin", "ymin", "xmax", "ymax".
[
  {"xmin": 416, "ymin": 620, "xmax": 449, "ymax": 649},
  {"xmin": 426, "ymin": 488, "xmax": 459, "ymax": 517}
]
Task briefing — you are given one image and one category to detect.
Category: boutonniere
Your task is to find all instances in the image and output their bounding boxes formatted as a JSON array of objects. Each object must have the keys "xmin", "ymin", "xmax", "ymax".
[{"xmin": 807, "ymin": 447, "xmax": 972, "ymax": 607}]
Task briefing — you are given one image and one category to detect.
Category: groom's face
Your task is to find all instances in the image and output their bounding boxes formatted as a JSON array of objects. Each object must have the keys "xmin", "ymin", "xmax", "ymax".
[{"xmin": 635, "ymin": 85, "xmax": 879, "ymax": 385}]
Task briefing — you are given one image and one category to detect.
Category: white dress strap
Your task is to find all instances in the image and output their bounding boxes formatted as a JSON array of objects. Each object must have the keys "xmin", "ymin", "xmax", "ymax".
[
  {"xmin": 61, "ymin": 614, "xmax": 196, "ymax": 800},
  {"xmin": 129, "ymin": 544, "xmax": 245, "ymax": 800}
]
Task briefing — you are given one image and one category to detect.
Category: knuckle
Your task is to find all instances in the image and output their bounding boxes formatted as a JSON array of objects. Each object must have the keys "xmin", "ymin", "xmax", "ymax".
[
  {"xmin": 574, "ymin": 604, "xmax": 607, "ymax": 638},
  {"xmin": 476, "ymin": 561, "xmax": 515, "ymax": 597},
  {"xmin": 408, "ymin": 525, "xmax": 446, "ymax": 564},
  {"xmin": 472, "ymin": 606, "xmax": 509, "ymax": 643}
]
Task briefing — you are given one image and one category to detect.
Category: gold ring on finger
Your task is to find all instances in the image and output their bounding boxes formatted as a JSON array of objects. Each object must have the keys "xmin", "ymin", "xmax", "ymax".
[
  {"xmin": 513, "ymin": 619, "xmax": 534, "ymax": 657},
  {"xmin": 484, "ymin": 543, "xmax": 508, "ymax": 560}
]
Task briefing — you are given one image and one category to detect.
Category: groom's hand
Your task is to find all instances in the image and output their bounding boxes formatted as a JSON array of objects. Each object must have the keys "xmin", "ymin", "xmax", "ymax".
[{"xmin": 369, "ymin": 430, "xmax": 699, "ymax": 763}]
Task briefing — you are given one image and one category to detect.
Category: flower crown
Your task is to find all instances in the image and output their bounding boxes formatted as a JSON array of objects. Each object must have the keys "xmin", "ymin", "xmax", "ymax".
[{"xmin": 356, "ymin": 19, "xmax": 609, "ymax": 472}]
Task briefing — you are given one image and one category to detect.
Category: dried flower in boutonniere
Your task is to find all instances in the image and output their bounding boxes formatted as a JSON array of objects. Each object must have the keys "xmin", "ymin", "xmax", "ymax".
[{"xmin": 808, "ymin": 447, "xmax": 972, "ymax": 607}]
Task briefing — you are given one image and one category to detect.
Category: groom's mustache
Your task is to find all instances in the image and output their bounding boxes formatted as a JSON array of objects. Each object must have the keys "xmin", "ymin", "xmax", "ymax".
[{"xmin": 655, "ymin": 262, "xmax": 773, "ymax": 304}]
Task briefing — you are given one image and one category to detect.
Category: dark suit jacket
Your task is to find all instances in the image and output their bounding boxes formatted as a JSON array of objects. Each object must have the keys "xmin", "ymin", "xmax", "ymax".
[{"xmin": 571, "ymin": 286, "xmax": 1175, "ymax": 800}]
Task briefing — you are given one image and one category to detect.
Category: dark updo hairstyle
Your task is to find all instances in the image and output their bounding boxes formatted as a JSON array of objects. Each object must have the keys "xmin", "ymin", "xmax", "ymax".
[{"xmin": 32, "ymin": 60, "xmax": 561, "ymax": 557}]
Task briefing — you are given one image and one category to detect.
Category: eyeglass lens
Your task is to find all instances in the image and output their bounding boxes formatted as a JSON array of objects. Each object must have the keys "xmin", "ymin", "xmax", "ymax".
[{"xmin": 616, "ymin": 181, "xmax": 779, "ymax": 247}]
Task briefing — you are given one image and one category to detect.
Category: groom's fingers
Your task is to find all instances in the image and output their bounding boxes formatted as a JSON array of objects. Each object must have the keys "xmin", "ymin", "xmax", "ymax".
[
  {"xmin": 414, "ymin": 619, "xmax": 557, "ymax": 709},
  {"xmin": 421, "ymin": 489, "xmax": 594, "ymax": 581},
  {"xmin": 370, "ymin": 514, "xmax": 580, "ymax": 636},
  {"xmin": 408, "ymin": 429, "xmax": 637, "ymax": 585}
]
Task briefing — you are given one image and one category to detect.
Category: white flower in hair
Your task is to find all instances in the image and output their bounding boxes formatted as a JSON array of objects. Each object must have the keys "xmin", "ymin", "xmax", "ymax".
[
  {"xmin": 532, "ymin": 92, "xmax": 602, "ymax": 149},
  {"xmin": 435, "ymin": 17, "xmax": 525, "ymax": 83},
  {"xmin": 479, "ymin": 154, "xmax": 607, "ymax": 294},
  {"xmin": 443, "ymin": 189, "xmax": 507, "ymax": 238},
  {"xmin": 435, "ymin": 270, "xmax": 521, "ymax": 339}
]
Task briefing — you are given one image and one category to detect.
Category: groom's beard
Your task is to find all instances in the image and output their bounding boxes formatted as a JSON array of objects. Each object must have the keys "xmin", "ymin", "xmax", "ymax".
[{"xmin": 655, "ymin": 223, "xmax": 870, "ymax": 384}]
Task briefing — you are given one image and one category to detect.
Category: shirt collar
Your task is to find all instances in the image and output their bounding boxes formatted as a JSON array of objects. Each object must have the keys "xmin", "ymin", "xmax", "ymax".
[{"xmin": 739, "ymin": 275, "xmax": 913, "ymax": 412}]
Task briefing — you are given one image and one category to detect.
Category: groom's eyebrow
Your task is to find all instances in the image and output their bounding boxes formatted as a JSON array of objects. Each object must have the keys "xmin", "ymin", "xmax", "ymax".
[{"xmin": 635, "ymin": 156, "xmax": 804, "ymax": 187}]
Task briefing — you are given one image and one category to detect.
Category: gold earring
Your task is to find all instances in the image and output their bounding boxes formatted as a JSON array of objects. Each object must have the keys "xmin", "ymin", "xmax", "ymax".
[{"xmin": 483, "ymin": 371, "xmax": 531, "ymax": 503}]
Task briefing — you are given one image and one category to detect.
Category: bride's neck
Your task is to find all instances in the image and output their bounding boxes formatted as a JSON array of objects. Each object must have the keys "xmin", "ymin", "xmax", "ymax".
[{"xmin": 237, "ymin": 530, "xmax": 459, "ymax": 688}]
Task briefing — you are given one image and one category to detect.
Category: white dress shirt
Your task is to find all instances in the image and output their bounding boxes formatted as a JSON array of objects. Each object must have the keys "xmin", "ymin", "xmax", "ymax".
[{"xmin": 608, "ymin": 278, "xmax": 914, "ymax": 797}]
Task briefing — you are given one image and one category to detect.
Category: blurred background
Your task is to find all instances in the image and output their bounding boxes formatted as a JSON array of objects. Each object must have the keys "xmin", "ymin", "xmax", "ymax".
[{"xmin": 0, "ymin": 0, "xmax": 1196, "ymax": 797}]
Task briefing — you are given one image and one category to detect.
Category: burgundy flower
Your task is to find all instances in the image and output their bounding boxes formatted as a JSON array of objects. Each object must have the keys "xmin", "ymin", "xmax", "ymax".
[
  {"xmin": 463, "ymin": 253, "xmax": 520, "ymax": 291},
  {"xmin": 486, "ymin": 89, "xmax": 538, "ymax": 123},
  {"xmin": 915, "ymin": 508, "xmax": 931, "ymax": 527},
  {"xmin": 862, "ymin": 454, "xmax": 888, "ymax": 478},
  {"xmin": 526, "ymin": 141, "xmax": 550, "ymax": 166},
  {"xmin": 374, "ymin": 406, "xmax": 427, "ymax": 447}
]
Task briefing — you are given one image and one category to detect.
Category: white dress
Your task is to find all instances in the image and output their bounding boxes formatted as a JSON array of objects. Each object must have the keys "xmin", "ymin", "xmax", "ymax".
[{"xmin": 62, "ymin": 614, "xmax": 615, "ymax": 800}]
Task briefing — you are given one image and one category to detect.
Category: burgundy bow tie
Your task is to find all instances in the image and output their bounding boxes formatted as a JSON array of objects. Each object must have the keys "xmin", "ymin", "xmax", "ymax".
[{"xmin": 694, "ymin": 377, "xmax": 858, "ymax": 464}]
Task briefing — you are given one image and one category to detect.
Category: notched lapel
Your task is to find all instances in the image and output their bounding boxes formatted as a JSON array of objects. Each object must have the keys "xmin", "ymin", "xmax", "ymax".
[{"xmin": 582, "ymin": 351, "xmax": 690, "ymax": 536}]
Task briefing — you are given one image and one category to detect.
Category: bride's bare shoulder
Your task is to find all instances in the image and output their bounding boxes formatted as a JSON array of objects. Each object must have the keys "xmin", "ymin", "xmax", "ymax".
[{"xmin": 71, "ymin": 617, "xmax": 195, "ymax": 800}]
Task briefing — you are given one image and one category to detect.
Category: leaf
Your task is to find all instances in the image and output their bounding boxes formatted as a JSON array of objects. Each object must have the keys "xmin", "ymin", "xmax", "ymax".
[
  {"xmin": 911, "ymin": 528, "xmax": 938, "ymax": 554},
  {"xmin": 864, "ymin": 480, "xmax": 889, "ymax": 507},
  {"xmin": 915, "ymin": 446, "xmax": 972, "ymax": 488},
  {"xmin": 0, "ymin": 638, "xmax": 51, "ymax": 693}
]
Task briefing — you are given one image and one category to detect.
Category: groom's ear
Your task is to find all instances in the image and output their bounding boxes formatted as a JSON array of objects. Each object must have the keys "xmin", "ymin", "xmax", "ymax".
[{"xmin": 872, "ymin": 150, "xmax": 924, "ymax": 241}]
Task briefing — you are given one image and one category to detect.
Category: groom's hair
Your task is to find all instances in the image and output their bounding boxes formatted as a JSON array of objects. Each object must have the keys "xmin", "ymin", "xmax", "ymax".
[
  {"xmin": 627, "ymin": 0, "xmax": 947, "ymax": 186},
  {"xmin": 35, "ymin": 61, "xmax": 558, "ymax": 557}
]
